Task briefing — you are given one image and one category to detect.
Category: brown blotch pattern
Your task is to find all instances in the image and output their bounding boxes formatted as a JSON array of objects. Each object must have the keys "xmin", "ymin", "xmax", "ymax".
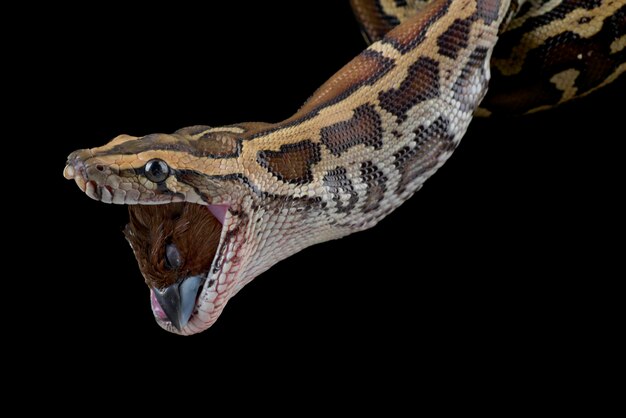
[
  {"xmin": 298, "ymin": 50, "xmax": 395, "ymax": 116},
  {"xmin": 257, "ymin": 140, "xmax": 322, "ymax": 184},
  {"xmin": 382, "ymin": 0, "xmax": 452, "ymax": 53},
  {"xmin": 97, "ymin": 133, "xmax": 188, "ymax": 157},
  {"xmin": 194, "ymin": 132, "xmax": 241, "ymax": 158},
  {"xmin": 485, "ymin": 2, "xmax": 626, "ymax": 114},
  {"xmin": 236, "ymin": 122, "xmax": 274, "ymax": 139},
  {"xmin": 360, "ymin": 161, "xmax": 387, "ymax": 213},
  {"xmin": 393, "ymin": 116, "xmax": 455, "ymax": 194},
  {"xmin": 349, "ymin": 0, "xmax": 401, "ymax": 42},
  {"xmin": 437, "ymin": 18, "xmax": 473, "ymax": 59},
  {"xmin": 475, "ymin": 0, "xmax": 504, "ymax": 25},
  {"xmin": 535, "ymin": 31, "xmax": 619, "ymax": 94},
  {"xmin": 379, "ymin": 56, "xmax": 440, "ymax": 122},
  {"xmin": 493, "ymin": 0, "xmax": 603, "ymax": 55},
  {"xmin": 485, "ymin": 0, "xmax": 624, "ymax": 113},
  {"xmin": 321, "ymin": 104, "xmax": 383, "ymax": 157},
  {"xmin": 93, "ymin": 130, "xmax": 242, "ymax": 159}
]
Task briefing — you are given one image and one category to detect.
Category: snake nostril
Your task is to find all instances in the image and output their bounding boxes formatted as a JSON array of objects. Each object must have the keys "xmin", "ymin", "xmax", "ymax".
[{"xmin": 96, "ymin": 164, "xmax": 104, "ymax": 172}]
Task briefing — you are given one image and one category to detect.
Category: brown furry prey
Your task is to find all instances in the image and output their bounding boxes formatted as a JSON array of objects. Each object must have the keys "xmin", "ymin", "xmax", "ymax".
[{"xmin": 64, "ymin": 0, "xmax": 625, "ymax": 335}]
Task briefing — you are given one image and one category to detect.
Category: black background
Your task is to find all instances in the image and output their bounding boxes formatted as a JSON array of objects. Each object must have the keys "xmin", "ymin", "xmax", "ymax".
[{"xmin": 29, "ymin": 1, "xmax": 622, "ymax": 369}]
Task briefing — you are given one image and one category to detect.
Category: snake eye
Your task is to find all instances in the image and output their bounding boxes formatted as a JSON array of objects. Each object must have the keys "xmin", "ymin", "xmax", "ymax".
[
  {"xmin": 145, "ymin": 159, "xmax": 170, "ymax": 183},
  {"xmin": 165, "ymin": 243, "xmax": 182, "ymax": 269}
]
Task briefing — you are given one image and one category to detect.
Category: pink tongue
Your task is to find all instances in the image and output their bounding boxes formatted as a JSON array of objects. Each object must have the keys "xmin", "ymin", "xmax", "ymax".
[
  {"xmin": 150, "ymin": 290, "xmax": 169, "ymax": 320},
  {"xmin": 207, "ymin": 205, "xmax": 229, "ymax": 224}
]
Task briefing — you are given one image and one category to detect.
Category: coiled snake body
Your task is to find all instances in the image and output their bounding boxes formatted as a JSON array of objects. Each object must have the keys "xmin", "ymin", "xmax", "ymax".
[{"xmin": 63, "ymin": 0, "xmax": 626, "ymax": 335}]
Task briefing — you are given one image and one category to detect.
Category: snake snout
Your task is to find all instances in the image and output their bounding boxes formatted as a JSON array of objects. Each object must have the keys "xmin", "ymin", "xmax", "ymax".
[
  {"xmin": 64, "ymin": 150, "xmax": 122, "ymax": 203},
  {"xmin": 64, "ymin": 149, "xmax": 93, "ymax": 192}
]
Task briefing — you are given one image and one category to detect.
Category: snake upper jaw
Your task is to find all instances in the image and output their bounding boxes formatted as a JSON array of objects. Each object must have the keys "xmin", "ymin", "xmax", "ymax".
[{"xmin": 63, "ymin": 148, "xmax": 191, "ymax": 205}]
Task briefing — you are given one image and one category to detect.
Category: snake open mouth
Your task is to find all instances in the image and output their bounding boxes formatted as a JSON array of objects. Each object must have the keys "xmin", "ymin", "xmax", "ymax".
[
  {"xmin": 64, "ymin": 150, "xmax": 244, "ymax": 333},
  {"xmin": 125, "ymin": 203, "xmax": 235, "ymax": 333}
]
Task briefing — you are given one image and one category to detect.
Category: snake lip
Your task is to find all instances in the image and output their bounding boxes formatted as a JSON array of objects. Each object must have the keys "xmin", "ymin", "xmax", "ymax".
[
  {"xmin": 64, "ymin": 149, "xmax": 97, "ymax": 194},
  {"xmin": 85, "ymin": 180, "xmax": 100, "ymax": 200}
]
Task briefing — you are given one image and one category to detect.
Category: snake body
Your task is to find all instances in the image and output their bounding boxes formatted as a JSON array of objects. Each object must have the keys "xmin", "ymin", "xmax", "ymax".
[{"xmin": 63, "ymin": 0, "xmax": 625, "ymax": 335}]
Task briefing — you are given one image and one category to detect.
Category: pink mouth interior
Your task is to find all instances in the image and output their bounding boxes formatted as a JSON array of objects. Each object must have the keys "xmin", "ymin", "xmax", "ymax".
[
  {"xmin": 150, "ymin": 290, "xmax": 169, "ymax": 320},
  {"xmin": 207, "ymin": 204, "xmax": 228, "ymax": 225}
]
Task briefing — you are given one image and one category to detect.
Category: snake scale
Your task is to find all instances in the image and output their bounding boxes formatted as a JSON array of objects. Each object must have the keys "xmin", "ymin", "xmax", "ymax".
[{"xmin": 63, "ymin": 0, "xmax": 626, "ymax": 335}]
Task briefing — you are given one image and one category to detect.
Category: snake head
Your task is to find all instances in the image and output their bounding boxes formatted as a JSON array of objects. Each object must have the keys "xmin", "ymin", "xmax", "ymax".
[
  {"xmin": 63, "ymin": 126, "xmax": 244, "ymax": 206},
  {"xmin": 64, "ymin": 126, "xmax": 257, "ymax": 335}
]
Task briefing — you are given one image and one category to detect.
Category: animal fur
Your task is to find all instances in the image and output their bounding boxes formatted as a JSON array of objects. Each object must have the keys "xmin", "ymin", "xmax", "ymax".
[{"xmin": 124, "ymin": 203, "xmax": 222, "ymax": 290}]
